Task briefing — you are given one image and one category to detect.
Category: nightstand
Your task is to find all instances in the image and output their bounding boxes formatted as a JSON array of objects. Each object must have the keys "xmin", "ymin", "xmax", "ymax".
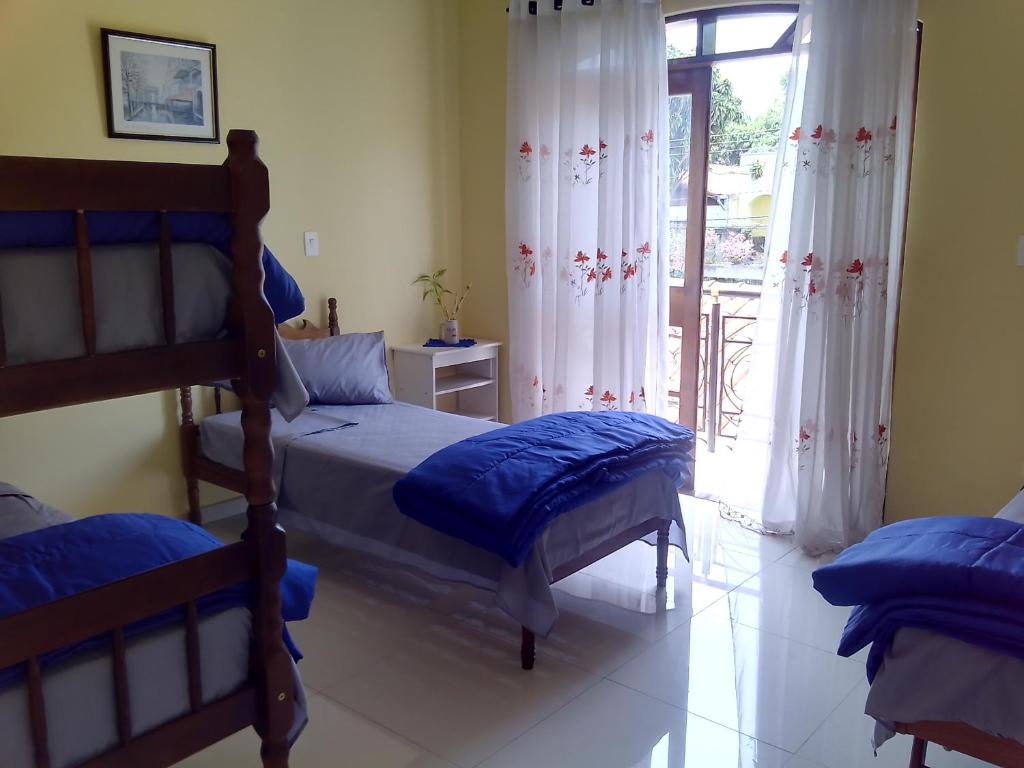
[{"xmin": 392, "ymin": 341, "xmax": 501, "ymax": 422}]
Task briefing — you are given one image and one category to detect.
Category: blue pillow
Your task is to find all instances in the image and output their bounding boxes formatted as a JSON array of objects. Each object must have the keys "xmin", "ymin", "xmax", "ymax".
[{"xmin": 283, "ymin": 333, "xmax": 393, "ymax": 405}]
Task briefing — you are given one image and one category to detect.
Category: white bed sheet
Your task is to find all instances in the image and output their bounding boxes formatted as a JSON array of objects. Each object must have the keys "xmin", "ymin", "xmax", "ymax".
[
  {"xmin": 200, "ymin": 402, "xmax": 689, "ymax": 635},
  {"xmin": 867, "ymin": 628, "xmax": 1024, "ymax": 750}
]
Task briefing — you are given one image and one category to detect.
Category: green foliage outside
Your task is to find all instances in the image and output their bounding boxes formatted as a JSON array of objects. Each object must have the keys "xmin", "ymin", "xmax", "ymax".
[{"xmin": 667, "ymin": 43, "xmax": 785, "ymax": 176}]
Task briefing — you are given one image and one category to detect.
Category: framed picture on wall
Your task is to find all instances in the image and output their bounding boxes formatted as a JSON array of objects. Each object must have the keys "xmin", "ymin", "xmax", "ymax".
[{"xmin": 101, "ymin": 29, "xmax": 220, "ymax": 143}]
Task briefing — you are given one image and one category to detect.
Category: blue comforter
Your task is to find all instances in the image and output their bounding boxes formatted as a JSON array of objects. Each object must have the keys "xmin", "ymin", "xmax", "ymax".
[
  {"xmin": 392, "ymin": 411, "xmax": 695, "ymax": 567},
  {"xmin": 0, "ymin": 514, "xmax": 317, "ymax": 685},
  {"xmin": 813, "ymin": 516, "xmax": 1024, "ymax": 681},
  {"xmin": 0, "ymin": 211, "xmax": 304, "ymax": 323}
]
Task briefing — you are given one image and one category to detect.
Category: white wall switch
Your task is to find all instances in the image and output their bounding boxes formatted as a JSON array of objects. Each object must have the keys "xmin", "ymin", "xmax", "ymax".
[
  {"xmin": 1018, "ymin": 235, "xmax": 1024, "ymax": 267},
  {"xmin": 303, "ymin": 231, "xmax": 320, "ymax": 258}
]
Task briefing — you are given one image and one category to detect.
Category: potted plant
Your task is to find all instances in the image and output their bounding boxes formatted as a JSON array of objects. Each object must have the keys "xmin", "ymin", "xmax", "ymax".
[{"xmin": 413, "ymin": 268, "xmax": 471, "ymax": 344}]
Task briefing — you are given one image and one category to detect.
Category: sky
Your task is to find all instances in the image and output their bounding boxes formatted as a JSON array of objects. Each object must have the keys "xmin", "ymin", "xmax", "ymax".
[{"xmin": 667, "ymin": 13, "xmax": 794, "ymax": 117}]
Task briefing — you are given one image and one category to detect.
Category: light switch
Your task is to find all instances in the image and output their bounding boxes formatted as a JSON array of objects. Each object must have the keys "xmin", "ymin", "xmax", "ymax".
[
  {"xmin": 1018, "ymin": 235, "xmax": 1024, "ymax": 268},
  {"xmin": 304, "ymin": 231, "xmax": 320, "ymax": 258}
]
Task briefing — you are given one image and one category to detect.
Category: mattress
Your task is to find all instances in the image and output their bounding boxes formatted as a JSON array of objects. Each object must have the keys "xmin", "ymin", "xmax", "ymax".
[
  {"xmin": 0, "ymin": 242, "xmax": 309, "ymax": 418},
  {"xmin": 200, "ymin": 402, "xmax": 687, "ymax": 635},
  {"xmin": 867, "ymin": 628, "xmax": 1024, "ymax": 749},
  {"xmin": 0, "ymin": 242, "xmax": 233, "ymax": 365},
  {"xmin": 0, "ymin": 501, "xmax": 307, "ymax": 768}
]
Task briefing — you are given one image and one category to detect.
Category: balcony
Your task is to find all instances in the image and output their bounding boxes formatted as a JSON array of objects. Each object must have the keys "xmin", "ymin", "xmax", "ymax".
[{"xmin": 668, "ymin": 282, "xmax": 761, "ymax": 452}]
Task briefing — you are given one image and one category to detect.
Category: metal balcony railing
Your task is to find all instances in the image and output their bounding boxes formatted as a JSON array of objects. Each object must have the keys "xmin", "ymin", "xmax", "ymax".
[{"xmin": 668, "ymin": 283, "xmax": 761, "ymax": 451}]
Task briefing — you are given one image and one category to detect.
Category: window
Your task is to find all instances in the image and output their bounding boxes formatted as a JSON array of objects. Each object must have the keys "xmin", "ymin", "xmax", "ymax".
[{"xmin": 667, "ymin": 4, "xmax": 797, "ymax": 62}]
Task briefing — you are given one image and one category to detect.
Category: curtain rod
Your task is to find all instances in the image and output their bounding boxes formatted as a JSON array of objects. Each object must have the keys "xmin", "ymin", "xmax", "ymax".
[{"xmin": 506, "ymin": 1, "xmax": 596, "ymax": 14}]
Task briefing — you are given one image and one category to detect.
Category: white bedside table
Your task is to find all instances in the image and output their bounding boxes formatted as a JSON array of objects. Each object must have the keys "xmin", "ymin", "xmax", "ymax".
[{"xmin": 392, "ymin": 340, "xmax": 501, "ymax": 422}]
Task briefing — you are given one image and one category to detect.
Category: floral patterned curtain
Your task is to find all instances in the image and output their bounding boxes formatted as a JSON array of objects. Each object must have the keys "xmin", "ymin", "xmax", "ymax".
[
  {"xmin": 729, "ymin": 0, "xmax": 919, "ymax": 553},
  {"xmin": 505, "ymin": 0, "xmax": 669, "ymax": 422}
]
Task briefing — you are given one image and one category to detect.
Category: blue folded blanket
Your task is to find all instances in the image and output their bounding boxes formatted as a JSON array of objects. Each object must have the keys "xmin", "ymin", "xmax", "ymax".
[
  {"xmin": 813, "ymin": 516, "xmax": 1024, "ymax": 680},
  {"xmin": 393, "ymin": 411, "xmax": 695, "ymax": 566},
  {"xmin": 0, "ymin": 514, "xmax": 317, "ymax": 685},
  {"xmin": 0, "ymin": 211, "xmax": 304, "ymax": 323}
]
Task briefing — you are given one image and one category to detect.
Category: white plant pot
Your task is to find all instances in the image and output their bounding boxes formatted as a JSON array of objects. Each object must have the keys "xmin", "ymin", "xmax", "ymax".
[{"xmin": 440, "ymin": 320, "xmax": 460, "ymax": 344}]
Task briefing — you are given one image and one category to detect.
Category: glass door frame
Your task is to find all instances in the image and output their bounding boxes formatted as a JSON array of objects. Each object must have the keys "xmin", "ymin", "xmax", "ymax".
[{"xmin": 668, "ymin": 66, "xmax": 711, "ymax": 430}]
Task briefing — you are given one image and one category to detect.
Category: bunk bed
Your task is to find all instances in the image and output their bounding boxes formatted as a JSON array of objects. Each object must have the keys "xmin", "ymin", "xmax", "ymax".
[
  {"xmin": 0, "ymin": 131, "xmax": 307, "ymax": 768},
  {"xmin": 180, "ymin": 298, "xmax": 695, "ymax": 670}
]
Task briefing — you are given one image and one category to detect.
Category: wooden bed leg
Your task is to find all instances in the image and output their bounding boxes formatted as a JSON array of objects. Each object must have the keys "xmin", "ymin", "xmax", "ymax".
[
  {"xmin": 520, "ymin": 627, "xmax": 536, "ymax": 670},
  {"xmin": 909, "ymin": 737, "xmax": 928, "ymax": 768},
  {"xmin": 656, "ymin": 520, "xmax": 671, "ymax": 590}
]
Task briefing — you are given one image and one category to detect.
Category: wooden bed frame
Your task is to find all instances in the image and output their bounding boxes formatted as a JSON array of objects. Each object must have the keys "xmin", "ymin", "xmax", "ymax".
[
  {"xmin": 179, "ymin": 299, "xmax": 677, "ymax": 669},
  {"xmin": 0, "ymin": 131, "xmax": 295, "ymax": 767},
  {"xmin": 898, "ymin": 721, "xmax": 1024, "ymax": 767}
]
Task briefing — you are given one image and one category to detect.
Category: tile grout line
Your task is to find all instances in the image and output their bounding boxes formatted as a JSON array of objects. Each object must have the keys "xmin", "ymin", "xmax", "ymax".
[
  {"xmin": 314, "ymin": 688, "xmax": 461, "ymax": 767},
  {"xmin": 462, "ymin": 673, "xmax": 607, "ymax": 768},
  {"xmin": 785, "ymin": 673, "xmax": 866, "ymax": 762}
]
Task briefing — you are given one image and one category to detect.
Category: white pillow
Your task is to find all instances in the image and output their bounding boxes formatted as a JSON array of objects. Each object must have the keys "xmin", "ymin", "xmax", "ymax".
[
  {"xmin": 995, "ymin": 489, "xmax": 1024, "ymax": 524},
  {"xmin": 0, "ymin": 483, "xmax": 71, "ymax": 540},
  {"xmin": 282, "ymin": 332, "xmax": 393, "ymax": 405}
]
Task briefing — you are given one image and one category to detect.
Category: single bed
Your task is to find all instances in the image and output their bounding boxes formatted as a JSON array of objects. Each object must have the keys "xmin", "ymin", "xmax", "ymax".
[
  {"xmin": 852, "ymin": 490, "xmax": 1024, "ymax": 768},
  {"xmin": 0, "ymin": 132, "xmax": 308, "ymax": 767},
  {"xmin": 182, "ymin": 299, "xmax": 694, "ymax": 668}
]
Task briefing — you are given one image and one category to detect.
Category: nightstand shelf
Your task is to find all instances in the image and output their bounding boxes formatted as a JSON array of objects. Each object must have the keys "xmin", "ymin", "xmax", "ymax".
[
  {"xmin": 392, "ymin": 340, "xmax": 501, "ymax": 422},
  {"xmin": 435, "ymin": 373, "xmax": 494, "ymax": 396}
]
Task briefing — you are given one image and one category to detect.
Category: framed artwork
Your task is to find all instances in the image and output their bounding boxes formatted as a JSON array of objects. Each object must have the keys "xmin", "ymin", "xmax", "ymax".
[{"xmin": 101, "ymin": 28, "xmax": 220, "ymax": 143}]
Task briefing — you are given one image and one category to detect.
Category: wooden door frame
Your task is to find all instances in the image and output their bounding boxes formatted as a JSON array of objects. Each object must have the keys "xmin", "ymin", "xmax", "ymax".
[{"xmin": 667, "ymin": 65, "xmax": 711, "ymax": 429}]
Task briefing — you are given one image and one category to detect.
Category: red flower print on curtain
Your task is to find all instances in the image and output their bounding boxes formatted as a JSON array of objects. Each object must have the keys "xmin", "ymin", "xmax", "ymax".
[
  {"xmin": 517, "ymin": 141, "xmax": 533, "ymax": 180},
  {"xmin": 595, "ymin": 249, "xmax": 614, "ymax": 296},
  {"xmin": 506, "ymin": 0, "xmax": 666, "ymax": 420},
  {"xmin": 512, "ymin": 241, "xmax": 536, "ymax": 288}
]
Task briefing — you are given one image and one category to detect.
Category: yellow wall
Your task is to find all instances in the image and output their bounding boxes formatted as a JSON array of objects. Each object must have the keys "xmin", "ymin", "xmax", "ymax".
[
  {"xmin": 4, "ymin": 0, "xmax": 1021, "ymax": 521},
  {"xmin": 455, "ymin": 0, "xmax": 1024, "ymax": 520},
  {"xmin": 885, "ymin": 0, "xmax": 1024, "ymax": 520},
  {"xmin": 0, "ymin": 0, "xmax": 461, "ymax": 516},
  {"xmin": 457, "ymin": 0, "xmax": 510, "ymax": 418}
]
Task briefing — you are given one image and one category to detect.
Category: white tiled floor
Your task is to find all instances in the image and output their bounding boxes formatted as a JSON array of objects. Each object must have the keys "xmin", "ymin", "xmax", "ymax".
[{"xmin": 180, "ymin": 497, "xmax": 991, "ymax": 767}]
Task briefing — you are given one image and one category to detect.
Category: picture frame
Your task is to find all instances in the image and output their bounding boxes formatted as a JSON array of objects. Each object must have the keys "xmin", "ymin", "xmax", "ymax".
[{"xmin": 101, "ymin": 28, "xmax": 220, "ymax": 143}]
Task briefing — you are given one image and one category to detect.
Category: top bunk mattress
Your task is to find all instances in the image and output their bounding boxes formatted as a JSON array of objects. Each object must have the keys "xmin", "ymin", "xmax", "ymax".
[
  {"xmin": 0, "ymin": 210, "xmax": 306, "ymax": 366},
  {"xmin": 0, "ymin": 242, "xmax": 233, "ymax": 365}
]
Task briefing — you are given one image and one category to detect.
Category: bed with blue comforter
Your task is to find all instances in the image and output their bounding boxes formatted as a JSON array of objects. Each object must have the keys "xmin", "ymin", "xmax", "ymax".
[
  {"xmin": 200, "ymin": 403, "xmax": 695, "ymax": 636},
  {"xmin": 0, "ymin": 486, "xmax": 316, "ymax": 768},
  {"xmin": 813, "ymin": 490, "xmax": 1024, "ymax": 751}
]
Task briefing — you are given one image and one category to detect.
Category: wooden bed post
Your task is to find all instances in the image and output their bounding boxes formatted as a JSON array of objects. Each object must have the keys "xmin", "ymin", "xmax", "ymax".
[
  {"xmin": 179, "ymin": 386, "xmax": 203, "ymax": 525},
  {"xmin": 656, "ymin": 519, "xmax": 671, "ymax": 590},
  {"xmin": 327, "ymin": 297, "xmax": 339, "ymax": 337},
  {"xmin": 226, "ymin": 129, "xmax": 293, "ymax": 768},
  {"xmin": 909, "ymin": 737, "xmax": 928, "ymax": 768}
]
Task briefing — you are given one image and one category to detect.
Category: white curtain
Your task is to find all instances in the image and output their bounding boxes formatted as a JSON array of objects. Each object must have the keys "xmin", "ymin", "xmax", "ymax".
[
  {"xmin": 505, "ymin": 0, "xmax": 669, "ymax": 422},
  {"xmin": 728, "ymin": 0, "xmax": 919, "ymax": 553}
]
